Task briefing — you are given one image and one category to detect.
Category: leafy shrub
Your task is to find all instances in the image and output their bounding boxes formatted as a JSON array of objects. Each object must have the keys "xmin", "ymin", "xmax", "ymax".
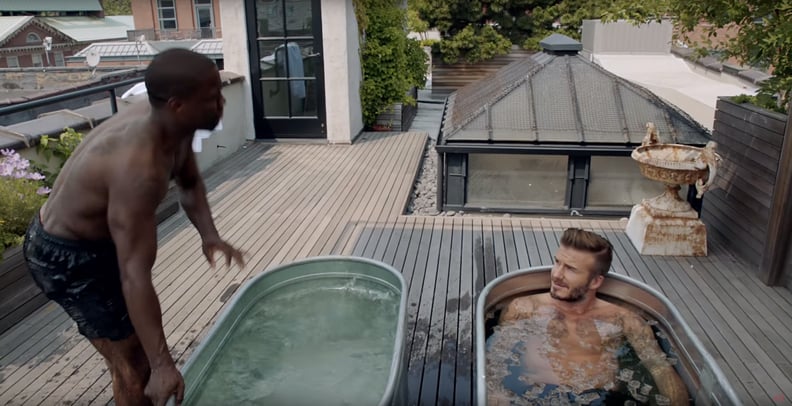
[
  {"xmin": 731, "ymin": 94, "xmax": 787, "ymax": 115},
  {"xmin": 0, "ymin": 149, "xmax": 49, "ymax": 257},
  {"xmin": 35, "ymin": 127, "xmax": 84, "ymax": 187},
  {"xmin": 439, "ymin": 25, "xmax": 512, "ymax": 64},
  {"xmin": 358, "ymin": 0, "xmax": 429, "ymax": 128}
]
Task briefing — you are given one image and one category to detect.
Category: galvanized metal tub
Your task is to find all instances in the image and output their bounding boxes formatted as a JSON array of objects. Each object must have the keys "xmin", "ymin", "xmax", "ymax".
[
  {"xmin": 476, "ymin": 266, "xmax": 740, "ymax": 406},
  {"xmin": 178, "ymin": 256, "xmax": 409, "ymax": 406}
]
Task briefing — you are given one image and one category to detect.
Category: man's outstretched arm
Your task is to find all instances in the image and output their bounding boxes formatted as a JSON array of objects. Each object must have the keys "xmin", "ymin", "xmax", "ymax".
[
  {"xmin": 175, "ymin": 148, "xmax": 244, "ymax": 268},
  {"xmin": 623, "ymin": 312, "xmax": 689, "ymax": 405},
  {"xmin": 108, "ymin": 175, "xmax": 183, "ymax": 405}
]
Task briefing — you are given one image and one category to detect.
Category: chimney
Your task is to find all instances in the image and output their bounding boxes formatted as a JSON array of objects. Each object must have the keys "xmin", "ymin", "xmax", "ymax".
[{"xmin": 539, "ymin": 34, "xmax": 582, "ymax": 56}]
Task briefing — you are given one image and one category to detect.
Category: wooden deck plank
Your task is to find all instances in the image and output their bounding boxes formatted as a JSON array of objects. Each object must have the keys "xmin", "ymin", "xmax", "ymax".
[
  {"xmin": 454, "ymin": 218, "xmax": 474, "ymax": 405},
  {"xmin": 491, "ymin": 220, "xmax": 510, "ymax": 277},
  {"xmin": 405, "ymin": 217, "xmax": 439, "ymax": 406},
  {"xmin": 421, "ymin": 219, "xmax": 454, "ymax": 405},
  {"xmin": 509, "ymin": 220, "xmax": 531, "ymax": 270},
  {"xmin": 437, "ymin": 218, "xmax": 463, "ymax": 405},
  {"xmin": 516, "ymin": 221, "xmax": 543, "ymax": 268},
  {"xmin": 482, "ymin": 220, "xmax": 498, "ymax": 286}
]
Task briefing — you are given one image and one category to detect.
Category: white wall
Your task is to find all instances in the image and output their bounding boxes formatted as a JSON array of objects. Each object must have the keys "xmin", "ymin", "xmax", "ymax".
[
  {"xmin": 219, "ymin": 0, "xmax": 362, "ymax": 143},
  {"xmin": 219, "ymin": 0, "xmax": 256, "ymax": 141},
  {"xmin": 321, "ymin": 0, "xmax": 363, "ymax": 144},
  {"xmin": 582, "ymin": 19, "xmax": 673, "ymax": 57},
  {"xmin": 194, "ymin": 77, "xmax": 249, "ymax": 171}
]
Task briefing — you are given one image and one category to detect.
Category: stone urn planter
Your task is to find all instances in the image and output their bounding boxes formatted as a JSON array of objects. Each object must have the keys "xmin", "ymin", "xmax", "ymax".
[{"xmin": 626, "ymin": 123, "xmax": 722, "ymax": 256}]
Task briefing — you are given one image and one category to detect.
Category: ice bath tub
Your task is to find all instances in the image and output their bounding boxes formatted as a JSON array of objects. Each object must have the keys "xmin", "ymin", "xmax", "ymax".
[
  {"xmin": 178, "ymin": 256, "xmax": 408, "ymax": 406},
  {"xmin": 476, "ymin": 266, "xmax": 740, "ymax": 406}
]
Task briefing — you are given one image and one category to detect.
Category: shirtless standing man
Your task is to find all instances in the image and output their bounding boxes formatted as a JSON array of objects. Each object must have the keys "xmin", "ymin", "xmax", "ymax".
[
  {"xmin": 488, "ymin": 228, "xmax": 689, "ymax": 405},
  {"xmin": 23, "ymin": 49, "xmax": 244, "ymax": 406}
]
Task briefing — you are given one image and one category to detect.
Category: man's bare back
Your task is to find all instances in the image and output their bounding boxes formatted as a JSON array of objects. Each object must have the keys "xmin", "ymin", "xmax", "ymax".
[{"xmin": 41, "ymin": 102, "xmax": 187, "ymax": 241}]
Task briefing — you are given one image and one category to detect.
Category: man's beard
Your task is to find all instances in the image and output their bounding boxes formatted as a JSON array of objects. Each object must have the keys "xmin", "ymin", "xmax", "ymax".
[{"xmin": 550, "ymin": 284, "xmax": 589, "ymax": 302}]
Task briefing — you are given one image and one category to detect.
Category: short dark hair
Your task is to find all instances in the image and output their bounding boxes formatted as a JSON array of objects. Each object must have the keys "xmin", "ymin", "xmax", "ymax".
[
  {"xmin": 560, "ymin": 228, "xmax": 613, "ymax": 277},
  {"xmin": 145, "ymin": 49, "xmax": 218, "ymax": 108}
]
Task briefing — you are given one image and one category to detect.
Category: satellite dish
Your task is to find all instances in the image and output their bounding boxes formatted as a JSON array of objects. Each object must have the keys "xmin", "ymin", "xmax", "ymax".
[{"xmin": 86, "ymin": 50, "xmax": 101, "ymax": 68}]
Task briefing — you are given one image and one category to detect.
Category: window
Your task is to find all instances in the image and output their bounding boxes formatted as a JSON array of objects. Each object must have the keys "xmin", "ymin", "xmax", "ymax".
[
  {"xmin": 194, "ymin": 0, "xmax": 214, "ymax": 38},
  {"xmin": 587, "ymin": 156, "xmax": 666, "ymax": 209},
  {"xmin": 31, "ymin": 53, "xmax": 43, "ymax": 67},
  {"xmin": 26, "ymin": 32, "xmax": 41, "ymax": 43},
  {"xmin": 467, "ymin": 154, "xmax": 569, "ymax": 209},
  {"xmin": 54, "ymin": 51, "xmax": 65, "ymax": 66},
  {"xmin": 157, "ymin": 0, "xmax": 178, "ymax": 30},
  {"xmin": 6, "ymin": 55, "xmax": 19, "ymax": 68}
]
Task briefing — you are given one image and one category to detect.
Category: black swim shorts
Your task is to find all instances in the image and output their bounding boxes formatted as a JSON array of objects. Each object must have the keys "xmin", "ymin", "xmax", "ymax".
[{"xmin": 23, "ymin": 214, "xmax": 134, "ymax": 341}]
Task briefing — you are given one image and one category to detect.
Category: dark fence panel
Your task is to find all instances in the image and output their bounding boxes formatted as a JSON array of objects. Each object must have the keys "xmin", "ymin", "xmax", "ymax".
[{"xmin": 702, "ymin": 98, "xmax": 787, "ymax": 270}]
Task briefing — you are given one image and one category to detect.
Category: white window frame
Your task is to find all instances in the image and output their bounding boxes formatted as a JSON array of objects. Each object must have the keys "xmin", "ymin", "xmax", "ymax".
[
  {"xmin": 54, "ymin": 51, "xmax": 65, "ymax": 66},
  {"xmin": 157, "ymin": 0, "xmax": 178, "ymax": 30},
  {"xmin": 26, "ymin": 32, "xmax": 41, "ymax": 43},
  {"xmin": 6, "ymin": 55, "xmax": 20, "ymax": 68},
  {"xmin": 31, "ymin": 53, "xmax": 43, "ymax": 67}
]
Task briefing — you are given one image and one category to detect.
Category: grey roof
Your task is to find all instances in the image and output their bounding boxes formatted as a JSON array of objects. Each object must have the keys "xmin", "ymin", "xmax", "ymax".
[
  {"xmin": 38, "ymin": 16, "xmax": 133, "ymax": 42},
  {"xmin": 73, "ymin": 41, "xmax": 159, "ymax": 58},
  {"xmin": 0, "ymin": 0, "xmax": 102, "ymax": 11},
  {"xmin": 72, "ymin": 40, "xmax": 218, "ymax": 60},
  {"xmin": 0, "ymin": 16, "xmax": 33, "ymax": 43},
  {"xmin": 443, "ymin": 53, "xmax": 711, "ymax": 146},
  {"xmin": 539, "ymin": 33, "xmax": 583, "ymax": 53},
  {"xmin": 191, "ymin": 39, "xmax": 223, "ymax": 56}
]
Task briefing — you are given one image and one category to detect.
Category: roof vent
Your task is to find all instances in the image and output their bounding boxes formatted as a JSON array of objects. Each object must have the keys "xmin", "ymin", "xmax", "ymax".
[{"xmin": 539, "ymin": 33, "xmax": 582, "ymax": 55}]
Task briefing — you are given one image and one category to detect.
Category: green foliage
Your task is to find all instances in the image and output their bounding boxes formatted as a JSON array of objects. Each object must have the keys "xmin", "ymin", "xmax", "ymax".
[
  {"xmin": 731, "ymin": 93, "xmax": 787, "ymax": 114},
  {"xmin": 0, "ymin": 178, "xmax": 46, "ymax": 253},
  {"xmin": 413, "ymin": 0, "xmax": 668, "ymax": 62},
  {"xmin": 102, "ymin": 0, "xmax": 132, "ymax": 15},
  {"xmin": 35, "ymin": 127, "xmax": 84, "ymax": 187},
  {"xmin": 357, "ymin": 0, "xmax": 429, "ymax": 128},
  {"xmin": 670, "ymin": 0, "xmax": 791, "ymax": 111},
  {"xmin": 0, "ymin": 150, "xmax": 48, "ymax": 257},
  {"xmin": 439, "ymin": 25, "xmax": 512, "ymax": 64}
]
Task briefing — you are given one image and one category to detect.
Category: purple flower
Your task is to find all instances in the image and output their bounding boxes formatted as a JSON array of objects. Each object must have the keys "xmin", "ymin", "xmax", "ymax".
[{"xmin": 36, "ymin": 186, "xmax": 51, "ymax": 195}]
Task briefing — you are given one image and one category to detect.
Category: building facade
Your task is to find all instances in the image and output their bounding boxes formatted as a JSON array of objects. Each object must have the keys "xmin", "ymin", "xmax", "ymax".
[{"xmin": 130, "ymin": 0, "xmax": 222, "ymax": 39}]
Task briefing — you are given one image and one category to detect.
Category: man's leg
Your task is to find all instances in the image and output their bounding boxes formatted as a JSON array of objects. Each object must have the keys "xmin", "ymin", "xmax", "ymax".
[{"xmin": 90, "ymin": 334, "xmax": 152, "ymax": 406}]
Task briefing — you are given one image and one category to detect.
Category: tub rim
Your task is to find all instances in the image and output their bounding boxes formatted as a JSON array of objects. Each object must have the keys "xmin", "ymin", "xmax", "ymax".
[
  {"xmin": 178, "ymin": 255, "xmax": 408, "ymax": 406},
  {"xmin": 475, "ymin": 265, "xmax": 740, "ymax": 406}
]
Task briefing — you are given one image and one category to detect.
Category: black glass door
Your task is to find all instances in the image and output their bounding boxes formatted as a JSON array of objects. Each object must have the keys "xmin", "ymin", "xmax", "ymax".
[{"xmin": 247, "ymin": 0, "xmax": 326, "ymax": 138}]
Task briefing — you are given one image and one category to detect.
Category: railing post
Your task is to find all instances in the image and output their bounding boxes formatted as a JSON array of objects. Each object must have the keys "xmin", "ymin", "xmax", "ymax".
[{"xmin": 109, "ymin": 88, "xmax": 118, "ymax": 114}]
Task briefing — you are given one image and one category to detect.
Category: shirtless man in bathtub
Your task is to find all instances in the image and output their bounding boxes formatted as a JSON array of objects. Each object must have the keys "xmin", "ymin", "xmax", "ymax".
[{"xmin": 487, "ymin": 228, "xmax": 689, "ymax": 405}]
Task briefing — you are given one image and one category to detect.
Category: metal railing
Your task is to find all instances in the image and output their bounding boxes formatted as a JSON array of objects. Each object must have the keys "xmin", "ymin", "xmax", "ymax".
[{"xmin": 0, "ymin": 77, "xmax": 144, "ymax": 124}]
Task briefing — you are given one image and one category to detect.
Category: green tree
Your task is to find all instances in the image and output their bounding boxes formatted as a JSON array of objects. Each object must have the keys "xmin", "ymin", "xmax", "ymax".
[
  {"xmin": 669, "ymin": 0, "xmax": 791, "ymax": 111},
  {"xmin": 102, "ymin": 0, "xmax": 132, "ymax": 15},
  {"xmin": 413, "ymin": 0, "xmax": 667, "ymax": 62},
  {"xmin": 357, "ymin": 0, "xmax": 428, "ymax": 127}
]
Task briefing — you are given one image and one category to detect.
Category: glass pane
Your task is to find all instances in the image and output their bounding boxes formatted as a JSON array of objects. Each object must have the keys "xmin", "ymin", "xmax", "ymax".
[
  {"xmin": 162, "ymin": 20, "xmax": 177, "ymax": 29},
  {"xmin": 587, "ymin": 156, "xmax": 666, "ymax": 208},
  {"xmin": 194, "ymin": 0, "xmax": 211, "ymax": 4},
  {"xmin": 161, "ymin": 9, "xmax": 175, "ymax": 19},
  {"xmin": 258, "ymin": 41, "xmax": 286, "ymax": 78},
  {"xmin": 256, "ymin": 0, "xmax": 284, "ymax": 37},
  {"xmin": 197, "ymin": 8, "xmax": 212, "ymax": 28},
  {"xmin": 159, "ymin": 0, "xmax": 174, "ymax": 7},
  {"xmin": 285, "ymin": 0, "xmax": 311, "ymax": 36},
  {"xmin": 292, "ymin": 39, "xmax": 316, "ymax": 77},
  {"xmin": 468, "ymin": 154, "xmax": 568, "ymax": 209},
  {"xmin": 292, "ymin": 79, "xmax": 318, "ymax": 117},
  {"xmin": 261, "ymin": 80, "xmax": 291, "ymax": 117}
]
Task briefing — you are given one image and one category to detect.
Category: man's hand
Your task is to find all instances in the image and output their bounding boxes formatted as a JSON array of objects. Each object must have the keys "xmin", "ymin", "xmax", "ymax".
[
  {"xmin": 202, "ymin": 238, "xmax": 245, "ymax": 269},
  {"xmin": 145, "ymin": 364, "xmax": 185, "ymax": 406}
]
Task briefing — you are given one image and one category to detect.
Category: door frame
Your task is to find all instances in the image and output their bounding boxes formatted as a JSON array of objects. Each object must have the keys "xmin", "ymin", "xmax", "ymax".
[{"xmin": 245, "ymin": 0, "xmax": 327, "ymax": 139}]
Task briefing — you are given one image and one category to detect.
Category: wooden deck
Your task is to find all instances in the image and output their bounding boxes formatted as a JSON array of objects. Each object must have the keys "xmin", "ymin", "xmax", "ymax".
[{"xmin": 1, "ymin": 131, "xmax": 792, "ymax": 405}]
